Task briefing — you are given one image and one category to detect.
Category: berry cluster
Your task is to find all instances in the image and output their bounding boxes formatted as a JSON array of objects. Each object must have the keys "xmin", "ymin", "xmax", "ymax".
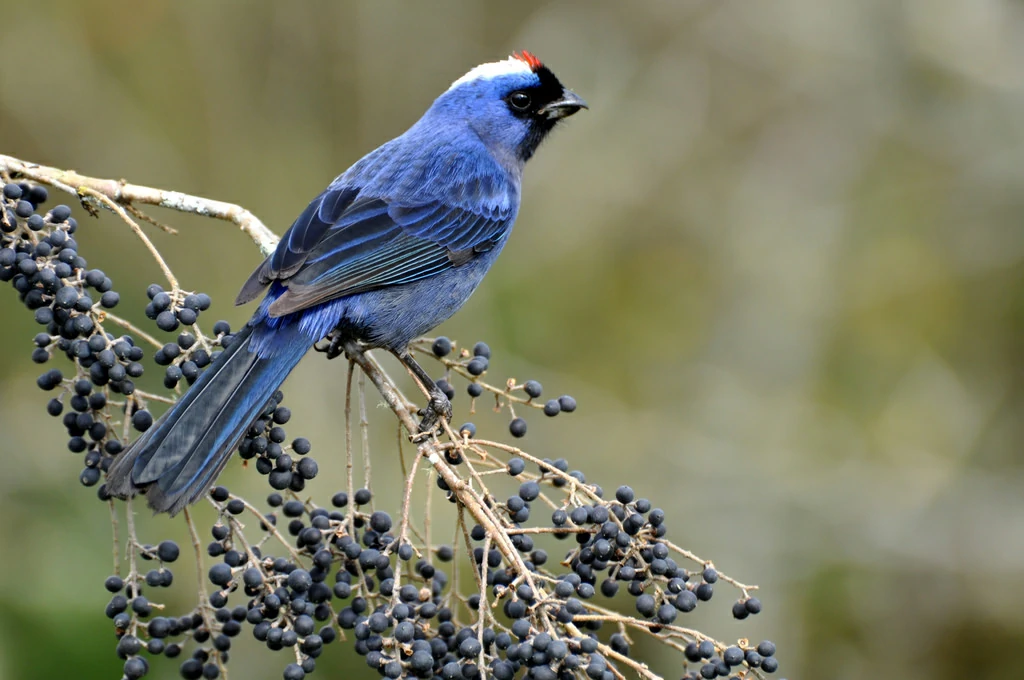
[
  {"xmin": 1, "ymin": 181, "xmax": 133, "ymax": 488},
  {"xmin": 106, "ymin": 539, "xmax": 187, "ymax": 679},
  {"xmin": 237, "ymin": 389, "xmax": 320, "ymax": 494},
  {"xmin": 3, "ymin": 175, "xmax": 785, "ymax": 680},
  {"xmin": 0, "ymin": 180, "xmax": 311, "ymax": 678},
  {"xmin": 424, "ymin": 448, "xmax": 779, "ymax": 680},
  {"xmin": 0, "ymin": 180, "xmax": 234, "ymax": 491},
  {"xmin": 144, "ymin": 283, "xmax": 212, "ymax": 333},
  {"xmin": 418, "ymin": 336, "xmax": 577, "ymax": 440}
]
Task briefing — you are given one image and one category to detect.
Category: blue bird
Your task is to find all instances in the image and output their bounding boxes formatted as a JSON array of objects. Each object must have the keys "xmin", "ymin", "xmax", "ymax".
[{"xmin": 106, "ymin": 52, "xmax": 586, "ymax": 515}]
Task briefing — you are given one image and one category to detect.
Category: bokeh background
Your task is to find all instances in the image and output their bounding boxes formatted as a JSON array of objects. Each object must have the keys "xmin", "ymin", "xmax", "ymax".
[{"xmin": 1, "ymin": 1, "xmax": 1023, "ymax": 679}]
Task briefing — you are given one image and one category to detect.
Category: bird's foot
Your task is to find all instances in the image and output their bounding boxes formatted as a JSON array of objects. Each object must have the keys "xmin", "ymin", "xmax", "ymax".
[
  {"xmin": 417, "ymin": 387, "xmax": 452, "ymax": 434},
  {"xmin": 314, "ymin": 331, "xmax": 346, "ymax": 360}
]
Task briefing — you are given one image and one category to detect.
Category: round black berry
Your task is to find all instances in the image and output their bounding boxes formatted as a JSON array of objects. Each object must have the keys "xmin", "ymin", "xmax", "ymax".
[
  {"xmin": 508, "ymin": 417, "xmax": 527, "ymax": 438},
  {"xmin": 157, "ymin": 540, "xmax": 180, "ymax": 562},
  {"xmin": 523, "ymin": 380, "xmax": 542, "ymax": 399},
  {"xmin": 432, "ymin": 336, "xmax": 452, "ymax": 357}
]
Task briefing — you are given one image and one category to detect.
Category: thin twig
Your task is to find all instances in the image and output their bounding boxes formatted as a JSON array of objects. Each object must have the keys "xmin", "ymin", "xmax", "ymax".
[
  {"xmin": 125, "ymin": 202, "xmax": 178, "ymax": 234},
  {"xmin": 234, "ymin": 496, "xmax": 304, "ymax": 563},
  {"xmin": 475, "ymin": 520, "xmax": 490, "ymax": 671},
  {"xmin": 389, "ymin": 448, "xmax": 424, "ymax": 602},
  {"xmin": 79, "ymin": 187, "xmax": 179, "ymax": 292},
  {"xmin": 109, "ymin": 499, "xmax": 120, "ymax": 576},
  {"xmin": 345, "ymin": 359, "xmax": 356, "ymax": 538},
  {"xmin": 97, "ymin": 310, "xmax": 165, "ymax": 350},
  {"xmin": 565, "ymin": 621, "xmax": 660, "ymax": 680},
  {"xmin": 661, "ymin": 538, "xmax": 758, "ymax": 595},
  {"xmin": 183, "ymin": 507, "xmax": 217, "ymax": 638},
  {"xmin": 410, "ymin": 344, "xmax": 550, "ymax": 412},
  {"xmin": 358, "ymin": 370, "xmax": 372, "ymax": 501}
]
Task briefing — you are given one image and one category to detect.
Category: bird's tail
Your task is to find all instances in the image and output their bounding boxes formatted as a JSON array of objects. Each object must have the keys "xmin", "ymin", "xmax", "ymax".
[{"xmin": 105, "ymin": 323, "xmax": 310, "ymax": 515}]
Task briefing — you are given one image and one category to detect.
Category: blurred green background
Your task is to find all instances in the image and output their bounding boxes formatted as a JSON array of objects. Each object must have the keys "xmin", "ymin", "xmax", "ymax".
[{"xmin": 2, "ymin": 1, "xmax": 1023, "ymax": 679}]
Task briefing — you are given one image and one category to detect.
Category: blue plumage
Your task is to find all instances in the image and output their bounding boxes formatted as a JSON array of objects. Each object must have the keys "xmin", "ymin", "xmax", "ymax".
[{"xmin": 105, "ymin": 52, "xmax": 585, "ymax": 514}]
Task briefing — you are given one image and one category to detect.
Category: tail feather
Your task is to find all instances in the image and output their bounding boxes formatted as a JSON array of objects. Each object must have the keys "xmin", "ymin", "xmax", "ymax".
[{"xmin": 105, "ymin": 323, "xmax": 310, "ymax": 515}]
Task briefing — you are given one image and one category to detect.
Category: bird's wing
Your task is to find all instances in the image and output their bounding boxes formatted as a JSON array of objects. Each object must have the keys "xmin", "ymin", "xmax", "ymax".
[{"xmin": 235, "ymin": 183, "xmax": 514, "ymax": 317}]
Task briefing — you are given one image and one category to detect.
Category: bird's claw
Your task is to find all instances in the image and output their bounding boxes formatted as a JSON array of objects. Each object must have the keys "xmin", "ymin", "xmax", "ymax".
[
  {"xmin": 314, "ymin": 332, "xmax": 346, "ymax": 360},
  {"xmin": 417, "ymin": 388, "xmax": 452, "ymax": 433}
]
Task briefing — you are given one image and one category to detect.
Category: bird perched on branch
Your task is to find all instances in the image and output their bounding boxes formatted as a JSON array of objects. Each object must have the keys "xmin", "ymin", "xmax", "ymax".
[{"xmin": 106, "ymin": 52, "xmax": 586, "ymax": 515}]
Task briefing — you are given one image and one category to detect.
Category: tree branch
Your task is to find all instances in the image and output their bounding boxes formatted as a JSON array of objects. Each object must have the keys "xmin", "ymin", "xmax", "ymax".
[{"xmin": 0, "ymin": 154, "xmax": 279, "ymax": 256}]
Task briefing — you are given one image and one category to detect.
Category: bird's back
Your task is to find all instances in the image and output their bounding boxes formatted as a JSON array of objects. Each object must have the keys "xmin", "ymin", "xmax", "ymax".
[{"xmin": 337, "ymin": 118, "xmax": 521, "ymax": 213}]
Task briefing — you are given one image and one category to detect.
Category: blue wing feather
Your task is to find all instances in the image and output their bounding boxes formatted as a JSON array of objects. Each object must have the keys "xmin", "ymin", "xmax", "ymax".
[
  {"xmin": 237, "ymin": 181, "xmax": 512, "ymax": 317},
  {"xmin": 235, "ymin": 139, "xmax": 517, "ymax": 317},
  {"xmin": 273, "ymin": 187, "xmax": 360, "ymax": 274}
]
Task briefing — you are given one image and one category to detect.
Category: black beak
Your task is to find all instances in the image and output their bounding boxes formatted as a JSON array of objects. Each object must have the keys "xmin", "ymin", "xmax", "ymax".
[{"xmin": 540, "ymin": 88, "xmax": 588, "ymax": 119}]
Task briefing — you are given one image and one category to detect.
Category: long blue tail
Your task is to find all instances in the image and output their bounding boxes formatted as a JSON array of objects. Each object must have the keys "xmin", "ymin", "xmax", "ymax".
[{"xmin": 105, "ymin": 323, "xmax": 310, "ymax": 515}]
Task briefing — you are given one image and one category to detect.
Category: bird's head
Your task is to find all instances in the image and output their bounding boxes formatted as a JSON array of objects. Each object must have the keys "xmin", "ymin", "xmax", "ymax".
[{"xmin": 429, "ymin": 51, "xmax": 587, "ymax": 165}]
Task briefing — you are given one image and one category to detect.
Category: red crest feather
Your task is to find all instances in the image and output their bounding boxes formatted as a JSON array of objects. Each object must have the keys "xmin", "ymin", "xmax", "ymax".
[{"xmin": 512, "ymin": 51, "xmax": 543, "ymax": 71}]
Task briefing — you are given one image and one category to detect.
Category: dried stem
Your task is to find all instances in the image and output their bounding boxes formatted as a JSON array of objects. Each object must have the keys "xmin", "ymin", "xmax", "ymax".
[
  {"xmin": 389, "ymin": 447, "xmax": 424, "ymax": 602},
  {"xmin": 78, "ymin": 187, "xmax": 179, "ymax": 292},
  {"xmin": 345, "ymin": 359, "xmax": 356, "ymax": 538},
  {"xmin": 358, "ymin": 370, "xmax": 372, "ymax": 500},
  {"xmin": 97, "ymin": 310, "xmax": 164, "ymax": 350},
  {"xmin": 234, "ymin": 495, "xmax": 304, "ymax": 562},
  {"xmin": 109, "ymin": 499, "xmax": 120, "ymax": 576},
  {"xmin": 183, "ymin": 507, "xmax": 216, "ymax": 639}
]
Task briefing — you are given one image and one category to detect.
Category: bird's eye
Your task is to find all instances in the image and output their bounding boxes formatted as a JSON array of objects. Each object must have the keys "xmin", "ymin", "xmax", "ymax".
[{"xmin": 509, "ymin": 92, "xmax": 532, "ymax": 110}]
